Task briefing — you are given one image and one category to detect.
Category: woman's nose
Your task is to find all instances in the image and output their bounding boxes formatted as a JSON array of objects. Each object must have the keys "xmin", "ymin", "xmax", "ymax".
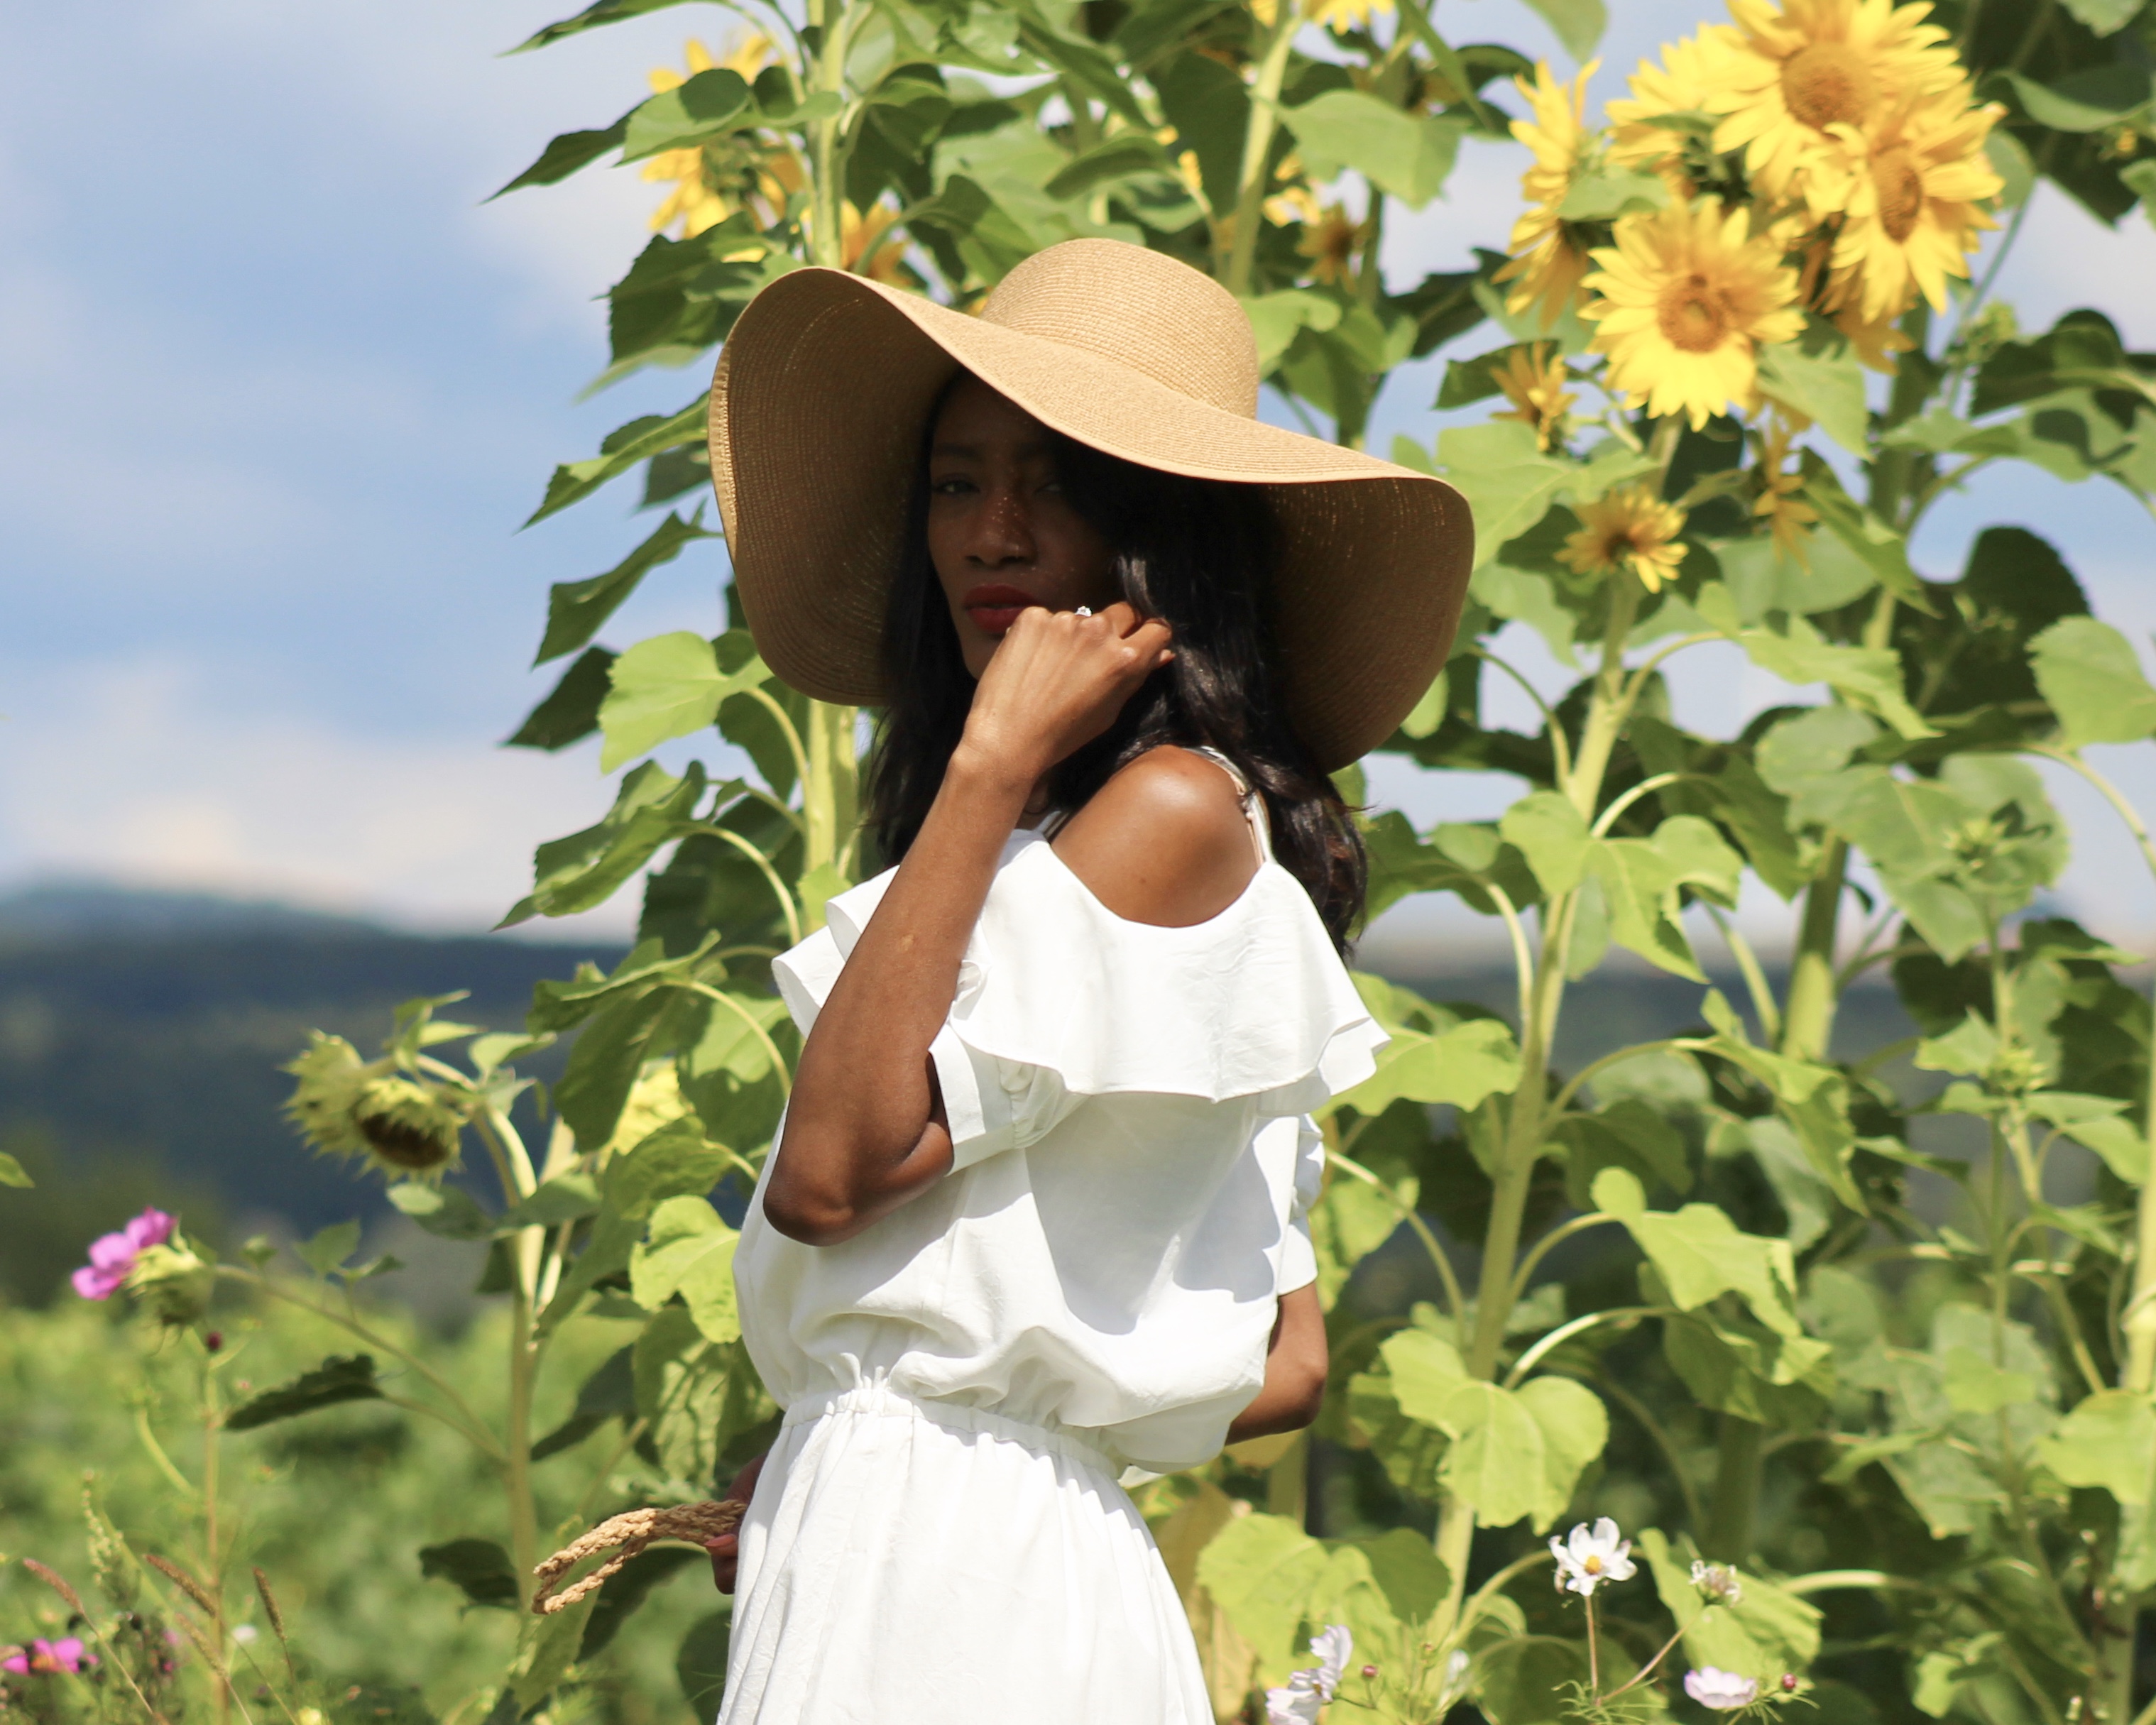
[{"xmin": 965, "ymin": 486, "xmax": 1034, "ymax": 566}]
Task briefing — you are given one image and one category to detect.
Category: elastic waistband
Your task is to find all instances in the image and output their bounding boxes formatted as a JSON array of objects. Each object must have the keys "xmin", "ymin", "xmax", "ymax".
[{"xmin": 780, "ymin": 1381, "xmax": 1121, "ymax": 1479}]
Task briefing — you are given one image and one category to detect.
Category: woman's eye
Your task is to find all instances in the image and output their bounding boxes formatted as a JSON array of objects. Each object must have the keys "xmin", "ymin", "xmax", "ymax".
[{"xmin": 930, "ymin": 475, "xmax": 976, "ymax": 496}]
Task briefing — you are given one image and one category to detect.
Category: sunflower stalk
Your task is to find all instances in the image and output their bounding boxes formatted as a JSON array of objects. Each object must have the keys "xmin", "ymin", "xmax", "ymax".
[{"xmin": 1222, "ymin": 11, "xmax": 1301, "ymax": 297}]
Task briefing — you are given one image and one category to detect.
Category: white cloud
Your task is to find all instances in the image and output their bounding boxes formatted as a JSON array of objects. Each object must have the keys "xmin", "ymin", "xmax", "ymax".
[{"xmin": 0, "ymin": 652, "xmax": 640, "ymax": 937}]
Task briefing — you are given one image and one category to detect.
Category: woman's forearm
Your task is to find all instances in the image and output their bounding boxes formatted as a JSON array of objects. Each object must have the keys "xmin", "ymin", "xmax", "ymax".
[{"xmin": 764, "ymin": 744, "xmax": 1033, "ymax": 1243}]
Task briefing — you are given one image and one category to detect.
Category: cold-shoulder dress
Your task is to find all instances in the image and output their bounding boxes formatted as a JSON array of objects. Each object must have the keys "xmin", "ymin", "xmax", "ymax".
[{"xmin": 718, "ymin": 766, "xmax": 1386, "ymax": 1724}]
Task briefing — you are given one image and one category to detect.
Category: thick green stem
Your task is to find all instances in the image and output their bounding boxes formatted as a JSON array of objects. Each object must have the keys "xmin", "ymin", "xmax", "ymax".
[
  {"xmin": 1565, "ymin": 585, "xmax": 1643, "ymax": 822},
  {"xmin": 506, "ymin": 1290, "xmax": 539, "ymax": 1608},
  {"xmin": 801, "ymin": 700, "xmax": 860, "ymax": 929},
  {"xmin": 2032, "ymin": 750, "xmax": 2156, "ymax": 1393},
  {"xmin": 1702, "ymin": 1414, "xmax": 1762, "ymax": 1562},
  {"xmin": 1431, "ymin": 574, "xmax": 1645, "ymax": 1643},
  {"xmin": 1433, "ymin": 1494, "xmax": 1477, "ymax": 1644},
  {"xmin": 1221, "ymin": 16, "xmax": 1298, "ymax": 296},
  {"xmin": 1781, "ymin": 838, "xmax": 1846, "ymax": 1061},
  {"xmin": 805, "ymin": 0, "xmax": 853, "ymax": 270},
  {"xmin": 1783, "ymin": 591, "xmax": 1897, "ymax": 1061},
  {"xmin": 2093, "ymin": 1615, "xmax": 2137, "ymax": 1725}
]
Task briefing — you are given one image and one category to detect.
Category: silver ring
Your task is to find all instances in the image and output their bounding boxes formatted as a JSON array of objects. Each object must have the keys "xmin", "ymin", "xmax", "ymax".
[{"xmin": 1075, "ymin": 606, "xmax": 1093, "ymax": 617}]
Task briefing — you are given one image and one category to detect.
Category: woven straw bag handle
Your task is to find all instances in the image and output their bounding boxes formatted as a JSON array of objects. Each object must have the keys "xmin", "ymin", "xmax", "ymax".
[{"xmin": 530, "ymin": 1500, "xmax": 745, "ymax": 1615}]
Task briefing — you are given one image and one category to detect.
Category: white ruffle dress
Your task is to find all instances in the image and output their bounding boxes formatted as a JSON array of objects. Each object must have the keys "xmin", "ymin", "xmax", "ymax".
[{"xmin": 718, "ymin": 779, "xmax": 1386, "ymax": 1724}]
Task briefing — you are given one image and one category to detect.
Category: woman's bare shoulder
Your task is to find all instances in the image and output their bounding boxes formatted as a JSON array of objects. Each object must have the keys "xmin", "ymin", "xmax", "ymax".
[{"xmin": 1049, "ymin": 747, "xmax": 1259, "ymax": 927}]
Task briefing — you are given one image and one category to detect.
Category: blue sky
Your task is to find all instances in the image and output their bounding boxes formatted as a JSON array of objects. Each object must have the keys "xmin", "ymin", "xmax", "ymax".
[{"xmin": 3, "ymin": 0, "xmax": 2154, "ymax": 958}]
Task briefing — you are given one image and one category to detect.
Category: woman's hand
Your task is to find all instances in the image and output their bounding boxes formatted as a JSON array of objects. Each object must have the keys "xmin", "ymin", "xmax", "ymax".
[
  {"xmin": 703, "ymin": 1451, "xmax": 767, "ymax": 1594},
  {"xmin": 956, "ymin": 601, "xmax": 1173, "ymax": 787}
]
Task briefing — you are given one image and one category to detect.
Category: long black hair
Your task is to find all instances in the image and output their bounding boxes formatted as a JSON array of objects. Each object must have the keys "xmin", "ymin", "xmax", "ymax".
[{"xmin": 863, "ymin": 393, "xmax": 1367, "ymax": 950}]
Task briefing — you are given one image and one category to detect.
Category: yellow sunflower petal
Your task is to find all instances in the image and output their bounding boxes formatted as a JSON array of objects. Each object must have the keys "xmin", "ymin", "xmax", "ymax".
[
  {"xmin": 1561, "ymin": 485, "xmax": 1690, "ymax": 592},
  {"xmin": 1705, "ymin": 0, "xmax": 1965, "ymax": 219},
  {"xmin": 1583, "ymin": 198, "xmax": 1805, "ymax": 430}
]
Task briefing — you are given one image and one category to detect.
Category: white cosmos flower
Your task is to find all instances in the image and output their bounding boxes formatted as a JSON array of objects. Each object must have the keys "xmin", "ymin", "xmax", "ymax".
[
  {"xmin": 1264, "ymin": 1682, "xmax": 1323, "ymax": 1725},
  {"xmin": 1550, "ymin": 1518, "xmax": 1636, "ymax": 1596},
  {"xmin": 1685, "ymin": 1668, "xmax": 1761, "ymax": 1710},
  {"xmin": 1307, "ymin": 1625, "xmax": 1353, "ymax": 1695},
  {"xmin": 1263, "ymin": 1624, "xmax": 1355, "ymax": 1722}
]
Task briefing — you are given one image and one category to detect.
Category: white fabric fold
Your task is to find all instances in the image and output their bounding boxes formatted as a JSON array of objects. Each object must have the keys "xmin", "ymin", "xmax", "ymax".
[{"xmin": 774, "ymin": 830, "xmax": 1386, "ymax": 1169}]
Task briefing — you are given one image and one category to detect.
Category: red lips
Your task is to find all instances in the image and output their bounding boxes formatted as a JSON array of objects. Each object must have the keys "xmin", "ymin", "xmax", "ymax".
[{"xmin": 961, "ymin": 583, "xmax": 1039, "ymax": 637}]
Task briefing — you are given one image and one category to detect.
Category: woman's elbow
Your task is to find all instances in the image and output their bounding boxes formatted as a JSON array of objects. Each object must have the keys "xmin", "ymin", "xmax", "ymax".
[
  {"xmin": 760, "ymin": 1157, "xmax": 865, "ymax": 1246},
  {"xmin": 760, "ymin": 1185, "xmax": 857, "ymax": 1246},
  {"xmin": 1279, "ymin": 1358, "xmax": 1329, "ymax": 1430}
]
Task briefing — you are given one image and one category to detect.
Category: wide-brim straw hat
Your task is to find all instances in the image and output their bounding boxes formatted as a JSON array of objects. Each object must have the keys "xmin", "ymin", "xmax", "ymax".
[{"xmin": 707, "ymin": 237, "xmax": 1473, "ymax": 771}]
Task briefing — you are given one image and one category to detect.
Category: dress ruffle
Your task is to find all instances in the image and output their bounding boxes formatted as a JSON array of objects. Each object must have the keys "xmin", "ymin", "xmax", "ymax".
[{"xmin": 774, "ymin": 831, "xmax": 1386, "ymax": 1119}]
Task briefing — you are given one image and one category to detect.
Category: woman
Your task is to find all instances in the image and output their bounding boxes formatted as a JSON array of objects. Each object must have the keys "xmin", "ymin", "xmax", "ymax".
[{"xmin": 699, "ymin": 239, "xmax": 1471, "ymax": 1722}]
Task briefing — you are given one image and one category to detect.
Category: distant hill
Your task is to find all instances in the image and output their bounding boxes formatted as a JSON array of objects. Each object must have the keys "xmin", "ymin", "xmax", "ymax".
[
  {"xmin": 0, "ymin": 882, "xmax": 623, "ymax": 1305},
  {"xmin": 0, "ymin": 880, "xmax": 388, "ymax": 944}
]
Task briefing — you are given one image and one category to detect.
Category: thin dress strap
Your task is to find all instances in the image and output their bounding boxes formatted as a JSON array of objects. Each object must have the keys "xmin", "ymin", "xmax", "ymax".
[{"xmin": 1187, "ymin": 746, "xmax": 1271, "ymax": 865}]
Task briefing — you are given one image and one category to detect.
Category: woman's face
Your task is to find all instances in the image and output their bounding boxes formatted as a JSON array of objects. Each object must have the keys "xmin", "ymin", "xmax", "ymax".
[{"xmin": 926, "ymin": 374, "xmax": 1120, "ymax": 679}]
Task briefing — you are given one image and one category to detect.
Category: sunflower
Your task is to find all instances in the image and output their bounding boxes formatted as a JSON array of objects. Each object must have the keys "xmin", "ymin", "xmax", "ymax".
[
  {"xmin": 1265, "ymin": 185, "xmax": 1363, "ymax": 285},
  {"xmin": 1304, "ymin": 0, "xmax": 1394, "ymax": 34},
  {"xmin": 842, "ymin": 200, "xmax": 912, "ymax": 283},
  {"xmin": 1830, "ymin": 303, "xmax": 1914, "ymax": 371},
  {"xmin": 1490, "ymin": 344, "xmax": 1576, "ymax": 450},
  {"xmin": 1706, "ymin": 0, "xmax": 1964, "ymax": 218},
  {"xmin": 643, "ymin": 36, "xmax": 784, "ymax": 238},
  {"xmin": 1753, "ymin": 414, "xmax": 1818, "ymax": 564},
  {"xmin": 1494, "ymin": 60, "xmax": 1599, "ymax": 331},
  {"xmin": 1607, "ymin": 28, "xmax": 1736, "ymax": 194},
  {"xmin": 282, "ymin": 1034, "xmax": 467, "ymax": 1178},
  {"xmin": 1824, "ymin": 85, "xmax": 2003, "ymax": 323},
  {"xmin": 1583, "ymin": 198, "xmax": 1805, "ymax": 429},
  {"xmin": 1561, "ymin": 486, "xmax": 1690, "ymax": 591}
]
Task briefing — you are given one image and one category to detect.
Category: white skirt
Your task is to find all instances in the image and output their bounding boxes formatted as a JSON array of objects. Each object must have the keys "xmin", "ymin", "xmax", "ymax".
[{"xmin": 718, "ymin": 1382, "xmax": 1213, "ymax": 1724}]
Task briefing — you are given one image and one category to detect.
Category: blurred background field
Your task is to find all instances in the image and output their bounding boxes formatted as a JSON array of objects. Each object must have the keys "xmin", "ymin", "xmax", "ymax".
[{"xmin": 0, "ymin": 880, "xmax": 1927, "ymax": 1310}]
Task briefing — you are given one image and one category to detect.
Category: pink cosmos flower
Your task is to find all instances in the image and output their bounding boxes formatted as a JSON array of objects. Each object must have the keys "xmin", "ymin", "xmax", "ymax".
[
  {"xmin": 3, "ymin": 1638, "xmax": 97, "ymax": 1675},
  {"xmin": 72, "ymin": 1210, "xmax": 176, "ymax": 1300}
]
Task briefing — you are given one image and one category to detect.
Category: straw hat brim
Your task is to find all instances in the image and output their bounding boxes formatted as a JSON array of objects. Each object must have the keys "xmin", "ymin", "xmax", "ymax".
[{"xmin": 709, "ymin": 265, "xmax": 1473, "ymax": 771}]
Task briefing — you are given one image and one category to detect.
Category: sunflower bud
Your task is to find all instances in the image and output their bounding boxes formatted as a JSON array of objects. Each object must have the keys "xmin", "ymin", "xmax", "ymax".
[
  {"xmin": 126, "ymin": 1239, "xmax": 215, "ymax": 1326},
  {"xmin": 351, "ymin": 1077, "xmax": 464, "ymax": 1171},
  {"xmin": 282, "ymin": 1034, "xmax": 464, "ymax": 1178}
]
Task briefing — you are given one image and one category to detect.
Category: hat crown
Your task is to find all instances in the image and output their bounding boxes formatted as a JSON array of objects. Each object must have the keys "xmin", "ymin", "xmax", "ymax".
[{"xmin": 977, "ymin": 239, "xmax": 1261, "ymax": 420}]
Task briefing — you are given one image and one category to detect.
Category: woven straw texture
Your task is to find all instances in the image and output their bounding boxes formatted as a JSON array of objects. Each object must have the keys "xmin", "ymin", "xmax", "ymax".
[{"xmin": 709, "ymin": 239, "xmax": 1473, "ymax": 770}]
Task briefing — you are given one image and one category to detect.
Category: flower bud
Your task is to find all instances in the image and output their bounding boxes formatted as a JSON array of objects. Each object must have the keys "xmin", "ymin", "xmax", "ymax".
[
  {"xmin": 1361, "ymin": 1664, "xmax": 1379, "ymax": 1679},
  {"xmin": 1782, "ymin": 1675, "xmax": 1799, "ymax": 1693},
  {"xmin": 127, "ymin": 1242, "xmax": 214, "ymax": 1327},
  {"xmin": 1690, "ymin": 1560, "xmax": 1744, "ymax": 1606}
]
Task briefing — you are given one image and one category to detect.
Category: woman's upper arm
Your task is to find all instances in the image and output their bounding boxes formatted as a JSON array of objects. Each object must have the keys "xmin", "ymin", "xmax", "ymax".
[{"xmin": 1049, "ymin": 748, "xmax": 1258, "ymax": 926}]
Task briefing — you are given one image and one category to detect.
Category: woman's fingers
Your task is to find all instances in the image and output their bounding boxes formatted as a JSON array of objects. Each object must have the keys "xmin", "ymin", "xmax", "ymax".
[
  {"xmin": 1122, "ymin": 615, "xmax": 1174, "ymax": 669},
  {"xmin": 965, "ymin": 601, "xmax": 1175, "ymax": 776},
  {"xmin": 705, "ymin": 1533, "xmax": 739, "ymax": 1594},
  {"xmin": 706, "ymin": 1450, "xmax": 765, "ymax": 1594}
]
